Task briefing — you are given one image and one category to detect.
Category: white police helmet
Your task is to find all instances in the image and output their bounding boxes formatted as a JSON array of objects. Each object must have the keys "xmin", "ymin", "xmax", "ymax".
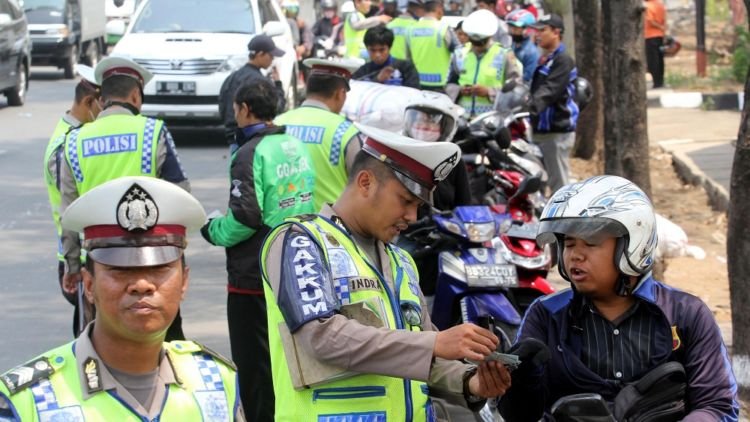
[
  {"xmin": 404, "ymin": 91, "xmax": 462, "ymax": 143},
  {"xmin": 463, "ymin": 9, "xmax": 499, "ymax": 41},
  {"xmin": 536, "ymin": 175, "xmax": 658, "ymax": 278}
]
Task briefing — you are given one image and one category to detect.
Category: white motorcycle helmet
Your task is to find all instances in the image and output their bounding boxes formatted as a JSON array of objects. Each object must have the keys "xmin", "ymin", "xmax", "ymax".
[
  {"xmin": 536, "ymin": 175, "xmax": 658, "ymax": 282},
  {"xmin": 462, "ymin": 9, "xmax": 499, "ymax": 41},
  {"xmin": 403, "ymin": 91, "xmax": 461, "ymax": 143}
]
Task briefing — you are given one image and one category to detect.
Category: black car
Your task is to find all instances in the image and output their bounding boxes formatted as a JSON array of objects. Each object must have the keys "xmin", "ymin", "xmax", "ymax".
[{"xmin": 0, "ymin": 0, "xmax": 30, "ymax": 106}]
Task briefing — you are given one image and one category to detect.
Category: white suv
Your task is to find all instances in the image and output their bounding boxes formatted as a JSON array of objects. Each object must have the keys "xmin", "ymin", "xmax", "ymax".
[{"xmin": 111, "ymin": 0, "xmax": 297, "ymax": 129}]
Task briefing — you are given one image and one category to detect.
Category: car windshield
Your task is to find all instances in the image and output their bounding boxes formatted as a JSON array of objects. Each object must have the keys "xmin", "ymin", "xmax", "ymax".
[
  {"xmin": 21, "ymin": 0, "xmax": 64, "ymax": 11},
  {"xmin": 132, "ymin": 0, "xmax": 255, "ymax": 34}
]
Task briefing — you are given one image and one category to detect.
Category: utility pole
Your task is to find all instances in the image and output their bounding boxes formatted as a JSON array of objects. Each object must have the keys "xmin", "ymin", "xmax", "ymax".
[{"xmin": 696, "ymin": 0, "xmax": 707, "ymax": 77}]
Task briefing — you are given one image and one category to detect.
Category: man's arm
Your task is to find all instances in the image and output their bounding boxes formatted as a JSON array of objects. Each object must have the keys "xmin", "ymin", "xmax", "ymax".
[
  {"xmin": 680, "ymin": 301, "xmax": 740, "ymax": 421},
  {"xmin": 201, "ymin": 144, "xmax": 261, "ymax": 248},
  {"xmin": 528, "ymin": 54, "xmax": 575, "ymax": 116},
  {"xmin": 156, "ymin": 126, "xmax": 190, "ymax": 191},
  {"xmin": 219, "ymin": 72, "xmax": 238, "ymax": 144},
  {"xmin": 399, "ymin": 60, "xmax": 421, "ymax": 89},
  {"xmin": 348, "ymin": 12, "xmax": 390, "ymax": 31},
  {"xmin": 59, "ymin": 149, "xmax": 82, "ymax": 287}
]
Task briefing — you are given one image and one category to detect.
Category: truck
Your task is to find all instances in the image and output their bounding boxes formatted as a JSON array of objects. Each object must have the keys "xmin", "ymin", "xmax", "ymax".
[
  {"xmin": 105, "ymin": 0, "xmax": 139, "ymax": 46},
  {"xmin": 22, "ymin": 0, "xmax": 106, "ymax": 78}
]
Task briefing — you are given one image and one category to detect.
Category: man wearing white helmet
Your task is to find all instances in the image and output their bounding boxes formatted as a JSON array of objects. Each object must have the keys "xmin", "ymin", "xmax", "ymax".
[
  {"xmin": 43, "ymin": 65, "xmax": 102, "ymax": 336},
  {"xmin": 447, "ymin": 9, "xmax": 519, "ymax": 117},
  {"xmin": 260, "ymin": 124, "xmax": 511, "ymax": 420},
  {"xmin": 498, "ymin": 175, "xmax": 739, "ymax": 420}
]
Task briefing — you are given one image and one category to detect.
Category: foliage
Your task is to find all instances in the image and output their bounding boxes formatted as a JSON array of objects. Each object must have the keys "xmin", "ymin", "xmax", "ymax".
[{"xmin": 733, "ymin": 25, "xmax": 750, "ymax": 82}]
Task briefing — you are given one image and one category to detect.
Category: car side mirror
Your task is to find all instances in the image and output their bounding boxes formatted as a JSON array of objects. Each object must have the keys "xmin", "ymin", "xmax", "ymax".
[
  {"xmin": 0, "ymin": 13, "xmax": 12, "ymax": 26},
  {"xmin": 113, "ymin": 0, "xmax": 125, "ymax": 7},
  {"xmin": 263, "ymin": 21, "xmax": 286, "ymax": 38},
  {"xmin": 106, "ymin": 19, "xmax": 127, "ymax": 37}
]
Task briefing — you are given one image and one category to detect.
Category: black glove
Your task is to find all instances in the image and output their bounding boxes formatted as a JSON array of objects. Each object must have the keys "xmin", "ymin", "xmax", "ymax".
[
  {"xmin": 509, "ymin": 337, "xmax": 551, "ymax": 369},
  {"xmin": 200, "ymin": 220, "xmax": 216, "ymax": 245}
]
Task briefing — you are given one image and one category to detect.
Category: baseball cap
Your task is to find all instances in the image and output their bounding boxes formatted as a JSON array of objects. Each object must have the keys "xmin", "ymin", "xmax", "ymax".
[
  {"xmin": 531, "ymin": 13, "xmax": 564, "ymax": 31},
  {"xmin": 248, "ymin": 34, "xmax": 286, "ymax": 57}
]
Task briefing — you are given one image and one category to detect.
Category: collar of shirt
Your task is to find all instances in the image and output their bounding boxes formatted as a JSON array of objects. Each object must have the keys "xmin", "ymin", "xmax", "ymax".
[
  {"xmin": 540, "ymin": 43, "xmax": 566, "ymax": 65},
  {"xmin": 74, "ymin": 323, "xmax": 177, "ymax": 402},
  {"xmin": 301, "ymin": 98, "xmax": 332, "ymax": 111},
  {"xmin": 97, "ymin": 106, "xmax": 137, "ymax": 119},
  {"xmin": 240, "ymin": 122, "xmax": 268, "ymax": 140},
  {"xmin": 370, "ymin": 56, "xmax": 395, "ymax": 71},
  {"xmin": 62, "ymin": 112, "xmax": 82, "ymax": 128}
]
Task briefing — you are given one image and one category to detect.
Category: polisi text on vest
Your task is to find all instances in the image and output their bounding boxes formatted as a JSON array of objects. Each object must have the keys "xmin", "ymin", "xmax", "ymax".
[{"xmin": 82, "ymin": 133, "xmax": 138, "ymax": 157}]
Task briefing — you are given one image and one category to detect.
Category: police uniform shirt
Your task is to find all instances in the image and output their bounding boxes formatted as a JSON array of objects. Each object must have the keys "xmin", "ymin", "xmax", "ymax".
[
  {"xmin": 263, "ymin": 204, "xmax": 471, "ymax": 402},
  {"xmin": 46, "ymin": 113, "xmax": 82, "ymax": 185},
  {"xmin": 294, "ymin": 98, "xmax": 363, "ymax": 173},
  {"xmin": 57, "ymin": 106, "xmax": 190, "ymax": 274},
  {"xmin": 74, "ymin": 324, "xmax": 177, "ymax": 420},
  {"xmin": 576, "ymin": 298, "xmax": 659, "ymax": 384}
]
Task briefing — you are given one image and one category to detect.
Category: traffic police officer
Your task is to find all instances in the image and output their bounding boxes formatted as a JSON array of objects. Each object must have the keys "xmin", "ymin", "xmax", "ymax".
[
  {"xmin": 274, "ymin": 58, "xmax": 363, "ymax": 210},
  {"xmin": 0, "ymin": 177, "xmax": 244, "ymax": 421},
  {"xmin": 386, "ymin": 0, "xmax": 424, "ymax": 60},
  {"xmin": 260, "ymin": 124, "xmax": 512, "ymax": 420},
  {"xmin": 407, "ymin": 0, "xmax": 459, "ymax": 91},
  {"xmin": 343, "ymin": 0, "xmax": 392, "ymax": 59},
  {"xmin": 448, "ymin": 9, "xmax": 519, "ymax": 117},
  {"xmin": 43, "ymin": 65, "xmax": 101, "ymax": 335},
  {"xmin": 58, "ymin": 57, "xmax": 190, "ymax": 340}
]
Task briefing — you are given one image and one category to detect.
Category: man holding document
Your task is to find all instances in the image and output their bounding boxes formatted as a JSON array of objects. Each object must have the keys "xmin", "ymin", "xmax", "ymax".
[{"xmin": 260, "ymin": 123, "xmax": 511, "ymax": 420}]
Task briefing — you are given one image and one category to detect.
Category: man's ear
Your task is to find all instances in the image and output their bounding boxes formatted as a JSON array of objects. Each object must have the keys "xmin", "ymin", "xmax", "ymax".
[
  {"xmin": 82, "ymin": 267, "xmax": 95, "ymax": 304},
  {"xmin": 355, "ymin": 169, "xmax": 376, "ymax": 197}
]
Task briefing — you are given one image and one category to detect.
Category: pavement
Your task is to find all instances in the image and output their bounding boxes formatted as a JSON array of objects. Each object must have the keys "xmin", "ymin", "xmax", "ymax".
[{"xmin": 648, "ymin": 106, "xmax": 739, "ymax": 212}]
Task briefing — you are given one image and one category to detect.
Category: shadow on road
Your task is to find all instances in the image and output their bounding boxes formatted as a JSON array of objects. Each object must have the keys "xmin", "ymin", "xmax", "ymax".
[
  {"xmin": 171, "ymin": 127, "xmax": 227, "ymax": 148},
  {"xmin": 30, "ymin": 67, "xmax": 68, "ymax": 81}
]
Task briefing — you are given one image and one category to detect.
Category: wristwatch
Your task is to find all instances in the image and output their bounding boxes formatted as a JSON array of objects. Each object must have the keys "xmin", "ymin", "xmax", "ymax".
[{"xmin": 462, "ymin": 367, "xmax": 485, "ymax": 404}]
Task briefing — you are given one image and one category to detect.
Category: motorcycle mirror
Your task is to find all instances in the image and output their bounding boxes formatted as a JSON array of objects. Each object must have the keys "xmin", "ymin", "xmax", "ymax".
[
  {"xmin": 501, "ymin": 79, "xmax": 518, "ymax": 93},
  {"xmin": 508, "ymin": 175, "xmax": 542, "ymax": 203},
  {"xmin": 494, "ymin": 126, "xmax": 512, "ymax": 149},
  {"xmin": 551, "ymin": 393, "xmax": 615, "ymax": 421}
]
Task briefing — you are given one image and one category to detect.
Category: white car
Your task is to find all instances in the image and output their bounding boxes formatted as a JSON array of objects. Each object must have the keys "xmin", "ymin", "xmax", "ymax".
[{"xmin": 111, "ymin": 0, "xmax": 297, "ymax": 129}]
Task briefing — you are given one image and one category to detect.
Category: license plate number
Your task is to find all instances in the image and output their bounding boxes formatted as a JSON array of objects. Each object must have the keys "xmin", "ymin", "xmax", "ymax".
[
  {"xmin": 156, "ymin": 81, "xmax": 196, "ymax": 96},
  {"xmin": 465, "ymin": 264, "xmax": 518, "ymax": 287}
]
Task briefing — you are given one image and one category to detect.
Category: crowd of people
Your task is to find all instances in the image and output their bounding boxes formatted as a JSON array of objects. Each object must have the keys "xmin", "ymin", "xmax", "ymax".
[{"xmin": 0, "ymin": 1, "xmax": 738, "ymax": 421}]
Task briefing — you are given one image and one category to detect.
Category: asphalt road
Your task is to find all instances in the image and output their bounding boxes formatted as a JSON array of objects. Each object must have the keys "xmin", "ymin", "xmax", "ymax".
[{"xmin": 0, "ymin": 67, "xmax": 233, "ymax": 371}]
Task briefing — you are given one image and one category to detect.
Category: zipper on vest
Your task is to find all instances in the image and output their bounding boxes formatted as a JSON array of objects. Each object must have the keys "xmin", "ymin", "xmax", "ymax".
[{"xmin": 312, "ymin": 386, "xmax": 386, "ymax": 401}]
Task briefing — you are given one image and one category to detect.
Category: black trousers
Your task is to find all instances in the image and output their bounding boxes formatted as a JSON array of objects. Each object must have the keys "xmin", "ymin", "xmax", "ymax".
[
  {"xmin": 228, "ymin": 293, "xmax": 274, "ymax": 422},
  {"xmin": 645, "ymin": 37, "xmax": 665, "ymax": 88}
]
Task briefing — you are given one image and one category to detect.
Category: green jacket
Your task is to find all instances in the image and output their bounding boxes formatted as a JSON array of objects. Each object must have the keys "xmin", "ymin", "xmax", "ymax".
[{"xmin": 202, "ymin": 125, "xmax": 316, "ymax": 292}]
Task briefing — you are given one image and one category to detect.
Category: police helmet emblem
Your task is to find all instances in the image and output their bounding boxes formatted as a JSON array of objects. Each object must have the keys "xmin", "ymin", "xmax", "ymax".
[
  {"xmin": 116, "ymin": 183, "xmax": 159, "ymax": 232},
  {"xmin": 433, "ymin": 152, "xmax": 458, "ymax": 181}
]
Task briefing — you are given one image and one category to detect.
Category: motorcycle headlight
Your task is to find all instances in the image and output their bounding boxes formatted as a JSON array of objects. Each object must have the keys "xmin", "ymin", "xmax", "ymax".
[
  {"xmin": 218, "ymin": 55, "xmax": 248, "ymax": 73},
  {"xmin": 441, "ymin": 220, "xmax": 464, "ymax": 236},
  {"xmin": 466, "ymin": 222, "xmax": 496, "ymax": 242}
]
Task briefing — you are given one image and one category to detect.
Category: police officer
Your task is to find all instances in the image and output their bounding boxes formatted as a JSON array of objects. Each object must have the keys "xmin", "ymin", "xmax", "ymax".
[
  {"xmin": 386, "ymin": 0, "xmax": 424, "ymax": 60},
  {"xmin": 448, "ymin": 9, "xmax": 519, "ymax": 117},
  {"xmin": 58, "ymin": 57, "xmax": 190, "ymax": 340},
  {"xmin": 260, "ymin": 124, "xmax": 512, "ymax": 420},
  {"xmin": 406, "ymin": 0, "xmax": 460, "ymax": 91},
  {"xmin": 344, "ymin": 0, "xmax": 392, "ymax": 59},
  {"xmin": 0, "ymin": 177, "xmax": 244, "ymax": 421},
  {"xmin": 43, "ymin": 65, "xmax": 101, "ymax": 335},
  {"xmin": 274, "ymin": 58, "xmax": 363, "ymax": 210},
  {"xmin": 201, "ymin": 78, "xmax": 316, "ymax": 421}
]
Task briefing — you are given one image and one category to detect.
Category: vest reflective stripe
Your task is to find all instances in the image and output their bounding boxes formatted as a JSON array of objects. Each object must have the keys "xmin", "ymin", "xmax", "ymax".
[
  {"xmin": 261, "ymin": 216, "xmax": 433, "ymax": 422},
  {"xmin": 274, "ymin": 107, "xmax": 359, "ymax": 210},
  {"xmin": 65, "ymin": 114, "xmax": 162, "ymax": 195},
  {"xmin": 2, "ymin": 341, "xmax": 238, "ymax": 422},
  {"xmin": 387, "ymin": 16, "xmax": 416, "ymax": 60},
  {"xmin": 344, "ymin": 12, "xmax": 367, "ymax": 59},
  {"xmin": 408, "ymin": 19, "xmax": 451, "ymax": 87},
  {"xmin": 458, "ymin": 43, "xmax": 508, "ymax": 116},
  {"xmin": 44, "ymin": 119, "xmax": 73, "ymax": 261}
]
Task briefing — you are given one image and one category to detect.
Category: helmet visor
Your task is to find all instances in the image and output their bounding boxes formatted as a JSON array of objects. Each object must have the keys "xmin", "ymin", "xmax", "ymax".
[
  {"xmin": 404, "ymin": 108, "xmax": 446, "ymax": 142},
  {"xmin": 536, "ymin": 217, "xmax": 628, "ymax": 246}
]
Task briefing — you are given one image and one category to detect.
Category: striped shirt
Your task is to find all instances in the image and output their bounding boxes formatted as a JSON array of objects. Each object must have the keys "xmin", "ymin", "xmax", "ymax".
[{"xmin": 578, "ymin": 300, "xmax": 659, "ymax": 385}]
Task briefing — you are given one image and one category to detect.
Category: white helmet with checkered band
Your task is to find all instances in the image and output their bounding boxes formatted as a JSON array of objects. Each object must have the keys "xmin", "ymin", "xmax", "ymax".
[{"xmin": 536, "ymin": 175, "xmax": 658, "ymax": 278}]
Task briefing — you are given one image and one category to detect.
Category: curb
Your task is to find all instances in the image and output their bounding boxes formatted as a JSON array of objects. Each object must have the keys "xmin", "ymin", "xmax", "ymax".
[
  {"xmin": 658, "ymin": 140, "xmax": 730, "ymax": 213},
  {"xmin": 648, "ymin": 91, "xmax": 744, "ymax": 111}
]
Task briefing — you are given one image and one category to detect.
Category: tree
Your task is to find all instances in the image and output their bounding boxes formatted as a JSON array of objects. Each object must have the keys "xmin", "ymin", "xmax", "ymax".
[
  {"xmin": 601, "ymin": 0, "xmax": 652, "ymax": 196},
  {"xmin": 572, "ymin": 0, "xmax": 604, "ymax": 160},
  {"xmin": 727, "ymin": 0, "xmax": 750, "ymax": 400}
]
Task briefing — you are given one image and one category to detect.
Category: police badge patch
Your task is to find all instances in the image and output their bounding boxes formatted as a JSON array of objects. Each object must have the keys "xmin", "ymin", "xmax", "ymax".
[
  {"xmin": 116, "ymin": 183, "xmax": 159, "ymax": 232},
  {"xmin": 38, "ymin": 406, "xmax": 84, "ymax": 422},
  {"xmin": 194, "ymin": 391, "xmax": 229, "ymax": 422}
]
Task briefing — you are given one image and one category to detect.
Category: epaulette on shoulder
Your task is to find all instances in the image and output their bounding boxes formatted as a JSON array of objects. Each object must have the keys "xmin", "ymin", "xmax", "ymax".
[
  {"xmin": 168, "ymin": 341, "xmax": 237, "ymax": 372},
  {"xmin": 0, "ymin": 357, "xmax": 55, "ymax": 395}
]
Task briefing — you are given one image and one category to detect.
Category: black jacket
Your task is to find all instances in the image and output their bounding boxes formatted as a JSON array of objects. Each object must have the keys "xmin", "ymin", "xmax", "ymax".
[
  {"xmin": 351, "ymin": 56, "xmax": 421, "ymax": 89},
  {"xmin": 218, "ymin": 64, "xmax": 286, "ymax": 144},
  {"xmin": 529, "ymin": 44, "xmax": 579, "ymax": 133}
]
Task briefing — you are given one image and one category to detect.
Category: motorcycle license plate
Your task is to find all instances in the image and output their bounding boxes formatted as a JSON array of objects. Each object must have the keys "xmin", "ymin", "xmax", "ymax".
[
  {"xmin": 465, "ymin": 264, "xmax": 518, "ymax": 288},
  {"xmin": 157, "ymin": 81, "xmax": 196, "ymax": 96},
  {"xmin": 506, "ymin": 221, "xmax": 539, "ymax": 240}
]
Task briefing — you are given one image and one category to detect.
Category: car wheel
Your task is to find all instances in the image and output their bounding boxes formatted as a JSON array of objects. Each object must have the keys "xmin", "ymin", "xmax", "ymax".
[
  {"xmin": 63, "ymin": 44, "xmax": 78, "ymax": 79},
  {"xmin": 83, "ymin": 40, "xmax": 101, "ymax": 67},
  {"xmin": 6, "ymin": 60, "xmax": 28, "ymax": 106}
]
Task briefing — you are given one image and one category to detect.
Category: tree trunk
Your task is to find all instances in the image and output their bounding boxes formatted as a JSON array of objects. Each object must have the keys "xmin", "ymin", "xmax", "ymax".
[
  {"xmin": 572, "ymin": 0, "xmax": 604, "ymax": 160},
  {"xmin": 730, "ymin": 0, "xmax": 746, "ymax": 27},
  {"xmin": 727, "ymin": 0, "xmax": 750, "ymax": 400},
  {"xmin": 601, "ymin": 0, "xmax": 652, "ymax": 197}
]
